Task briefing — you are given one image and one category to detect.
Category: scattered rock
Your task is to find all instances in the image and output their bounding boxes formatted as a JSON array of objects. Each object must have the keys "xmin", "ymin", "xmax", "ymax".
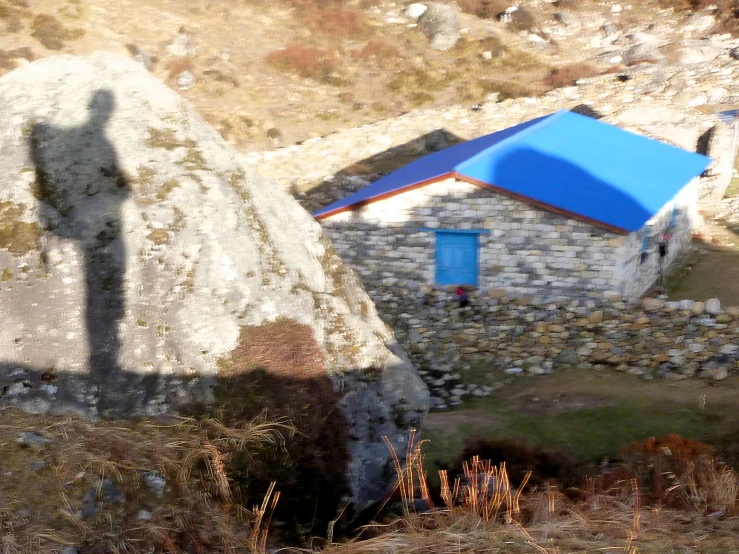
[
  {"xmin": 417, "ymin": 3, "xmax": 460, "ymax": 51},
  {"xmin": 30, "ymin": 460, "xmax": 47, "ymax": 471},
  {"xmin": 79, "ymin": 487, "xmax": 100, "ymax": 519},
  {"xmin": 167, "ymin": 33, "xmax": 194, "ymax": 57},
  {"xmin": 142, "ymin": 471, "xmax": 167, "ymax": 496},
  {"xmin": 101, "ymin": 477, "xmax": 125, "ymax": 504},
  {"xmin": 176, "ymin": 70, "xmax": 195, "ymax": 91},
  {"xmin": 16, "ymin": 432, "xmax": 50, "ymax": 450},
  {"xmin": 60, "ymin": 547, "xmax": 79, "ymax": 554},
  {"xmin": 504, "ymin": 367, "xmax": 523, "ymax": 375},
  {"xmin": 16, "ymin": 509, "xmax": 31, "ymax": 520}
]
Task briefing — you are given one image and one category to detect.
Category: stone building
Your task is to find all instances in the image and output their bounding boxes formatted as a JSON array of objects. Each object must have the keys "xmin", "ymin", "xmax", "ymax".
[{"xmin": 313, "ymin": 111, "xmax": 711, "ymax": 299}]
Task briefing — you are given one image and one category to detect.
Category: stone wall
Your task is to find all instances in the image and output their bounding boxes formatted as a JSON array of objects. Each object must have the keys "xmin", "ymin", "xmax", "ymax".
[
  {"xmin": 322, "ymin": 177, "xmax": 697, "ymax": 299},
  {"xmin": 366, "ymin": 285, "xmax": 739, "ymax": 409}
]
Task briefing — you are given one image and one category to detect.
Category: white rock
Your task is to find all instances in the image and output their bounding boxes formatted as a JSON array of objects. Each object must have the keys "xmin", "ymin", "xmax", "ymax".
[
  {"xmin": 404, "ymin": 3, "xmax": 428, "ymax": 21},
  {"xmin": 504, "ymin": 367, "xmax": 523, "ymax": 375},
  {"xmin": 706, "ymin": 298, "xmax": 722, "ymax": 315},
  {"xmin": 720, "ymin": 344, "xmax": 738, "ymax": 354}
]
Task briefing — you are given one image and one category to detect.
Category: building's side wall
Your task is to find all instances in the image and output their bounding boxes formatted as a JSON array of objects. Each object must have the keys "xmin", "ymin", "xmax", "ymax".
[
  {"xmin": 321, "ymin": 178, "xmax": 626, "ymax": 297},
  {"xmin": 618, "ymin": 177, "xmax": 699, "ymax": 298}
]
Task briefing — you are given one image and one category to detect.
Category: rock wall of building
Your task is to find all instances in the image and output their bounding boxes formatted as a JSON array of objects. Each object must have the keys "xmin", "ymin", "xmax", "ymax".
[
  {"xmin": 321, "ymin": 178, "xmax": 627, "ymax": 297},
  {"xmin": 618, "ymin": 178, "xmax": 699, "ymax": 298}
]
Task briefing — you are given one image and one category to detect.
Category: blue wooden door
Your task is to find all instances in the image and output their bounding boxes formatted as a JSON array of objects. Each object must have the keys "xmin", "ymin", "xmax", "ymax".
[{"xmin": 435, "ymin": 232, "xmax": 479, "ymax": 286}]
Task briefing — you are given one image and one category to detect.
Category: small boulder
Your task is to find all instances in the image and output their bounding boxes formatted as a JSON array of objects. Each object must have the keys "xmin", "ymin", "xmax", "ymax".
[
  {"xmin": 417, "ymin": 3, "xmax": 460, "ymax": 51},
  {"xmin": 16, "ymin": 432, "xmax": 50, "ymax": 450},
  {"xmin": 705, "ymin": 298, "xmax": 722, "ymax": 315}
]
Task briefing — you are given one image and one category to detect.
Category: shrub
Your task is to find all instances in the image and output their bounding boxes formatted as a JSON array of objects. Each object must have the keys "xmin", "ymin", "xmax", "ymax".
[
  {"xmin": 266, "ymin": 43, "xmax": 340, "ymax": 83},
  {"xmin": 480, "ymin": 79, "xmax": 539, "ymax": 101},
  {"xmin": 303, "ymin": 6, "xmax": 371, "ymax": 39},
  {"xmin": 508, "ymin": 6, "xmax": 537, "ymax": 32},
  {"xmin": 544, "ymin": 62, "xmax": 601, "ymax": 89},
  {"xmin": 447, "ymin": 437, "xmax": 580, "ymax": 489},
  {"xmin": 352, "ymin": 38, "xmax": 402, "ymax": 67}
]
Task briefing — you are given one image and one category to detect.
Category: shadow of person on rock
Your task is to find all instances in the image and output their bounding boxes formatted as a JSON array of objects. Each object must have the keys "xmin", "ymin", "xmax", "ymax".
[{"xmin": 30, "ymin": 89, "xmax": 131, "ymax": 414}]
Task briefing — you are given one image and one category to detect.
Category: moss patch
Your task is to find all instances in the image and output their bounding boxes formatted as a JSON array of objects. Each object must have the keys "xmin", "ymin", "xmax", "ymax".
[
  {"xmin": 0, "ymin": 201, "xmax": 41, "ymax": 256},
  {"xmin": 1, "ymin": 267, "xmax": 13, "ymax": 281}
]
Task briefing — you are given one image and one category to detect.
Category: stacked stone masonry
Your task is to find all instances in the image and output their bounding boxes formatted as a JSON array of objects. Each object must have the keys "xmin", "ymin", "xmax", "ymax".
[
  {"xmin": 368, "ymin": 286, "xmax": 739, "ymax": 409},
  {"xmin": 321, "ymin": 177, "xmax": 698, "ymax": 299}
]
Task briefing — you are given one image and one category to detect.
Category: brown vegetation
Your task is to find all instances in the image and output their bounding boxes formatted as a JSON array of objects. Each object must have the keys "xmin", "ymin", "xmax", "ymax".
[
  {"xmin": 266, "ymin": 43, "xmax": 340, "ymax": 83},
  {"xmin": 543, "ymin": 62, "xmax": 601, "ymax": 89},
  {"xmin": 303, "ymin": 6, "xmax": 372, "ymax": 39},
  {"xmin": 30, "ymin": 14, "xmax": 84, "ymax": 50},
  {"xmin": 456, "ymin": 0, "xmax": 510, "ymax": 20}
]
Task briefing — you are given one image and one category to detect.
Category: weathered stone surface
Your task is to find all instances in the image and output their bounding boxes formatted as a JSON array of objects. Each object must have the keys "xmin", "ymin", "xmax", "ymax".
[
  {"xmin": 417, "ymin": 3, "xmax": 460, "ymax": 51},
  {"xmin": 0, "ymin": 52, "xmax": 429, "ymax": 513}
]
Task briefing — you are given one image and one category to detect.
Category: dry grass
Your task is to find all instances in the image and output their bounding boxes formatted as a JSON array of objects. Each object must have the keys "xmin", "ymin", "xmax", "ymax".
[
  {"xmin": 0, "ymin": 409, "xmax": 288, "ymax": 554},
  {"xmin": 266, "ymin": 43, "xmax": 341, "ymax": 83},
  {"xmin": 317, "ymin": 433, "xmax": 739, "ymax": 554}
]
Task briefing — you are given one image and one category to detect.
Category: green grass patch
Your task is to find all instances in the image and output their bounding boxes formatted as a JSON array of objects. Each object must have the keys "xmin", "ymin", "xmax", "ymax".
[{"xmin": 421, "ymin": 369, "xmax": 739, "ymax": 473}]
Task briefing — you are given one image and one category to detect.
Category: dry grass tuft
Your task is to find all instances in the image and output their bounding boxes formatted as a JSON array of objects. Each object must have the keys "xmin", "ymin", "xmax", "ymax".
[
  {"xmin": 266, "ymin": 43, "xmax": 341, "ymax": 83},
  {"xmin": 543, "ymin": 62, "xmax": 601, "ymax": 89},
  {"xmin": 0, "ymin": 409, "xmax": 287, "ymax": 554}
]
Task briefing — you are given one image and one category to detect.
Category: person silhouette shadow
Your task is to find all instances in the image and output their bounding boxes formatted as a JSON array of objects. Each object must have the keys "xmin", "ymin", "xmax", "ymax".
[{"xmin": 30, "ymin": 90, "xmax": 131, "ymax": 414}]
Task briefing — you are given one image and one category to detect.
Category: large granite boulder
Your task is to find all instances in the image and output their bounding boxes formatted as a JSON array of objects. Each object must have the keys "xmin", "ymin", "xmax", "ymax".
[{"xmin": 0, "ymin": 52, "xmax": 429, "ymax": 513}]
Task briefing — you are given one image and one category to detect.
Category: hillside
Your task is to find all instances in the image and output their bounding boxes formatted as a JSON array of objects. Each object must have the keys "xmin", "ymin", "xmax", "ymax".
[{"xmin": 1, "ymin": 0, "xmax": 735, "ymax": 153}]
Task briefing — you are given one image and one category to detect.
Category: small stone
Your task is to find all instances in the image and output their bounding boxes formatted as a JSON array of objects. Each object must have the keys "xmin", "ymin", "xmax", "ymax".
[
  {"xmin": 137, "ymin": 510, "xmax": 152, "ymax": 521},
  {"xmin": 692, "ymin": 301, "xmax": 705, "ymax": 315},
  {"xmin": 705, "ymin": 298, "xmax": 722, "ymax": 315},
  {"xmin": 589, "ymin": 310, "xmax": 604, "ymax": 323},
  {"xmin": 16, "ymin": 432, "xmax": 50, "ymax": 450},
  {"xmin": 79, "ymin": 487, "xmax": 100, "ymax": 519},
  {"xmin": 642, "ymin": 298, "xmax": 664, "ymax": 312},
  {"xmin": 102, "ymin": 478, "xmax": 125, "ymax": 504},
  {"xmin": 527, "ymin": 366, "xmax": 546, "ymax": 375},
  {"xmin": 487, "ymin": 288, "xmax": 507, "ymax": 299},
  {"xmin": 177, "ymin": 71, "xmax": 195, "ymax": 91},
  {"xmin": 689, "ymin": 343, "xmax": 705, "ymax": 353},
  {"xmin": 16, "ymin": 509, "xmax": 31, "ymax": 520},
  {"xmin": 504, "ymin": 367, "xmax": 523, "ymax": 375},
  {"xmin": 716, "ymin": 314, "xmax": 733, "ymax": 323},
  {"xmin": 678, "ymin": 299, "xmax": 695, "ymax": 311},
  {"xmin": 720, "ymin": 344, "xmax": 738, "ymax": 355},
  {"xmin": 60, "ymin": 547, "xmax": 79, "ymax": 554},
  {"xmin": 726, "ymin": 306, "xmax": 739, "ymax": 318},
  {"xmin": 30, "ymin": 460, "xmax": 47, "ymax": 471},
  {"xmin": 577, "ymin": 346, "xmax": 593, "ymax": 356}
]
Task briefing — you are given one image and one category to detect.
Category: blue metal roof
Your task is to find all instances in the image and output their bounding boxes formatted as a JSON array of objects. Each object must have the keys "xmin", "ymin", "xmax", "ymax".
[{"xmin": 313, "ymin": 110, "xmax": 712, "ymax": 232}]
